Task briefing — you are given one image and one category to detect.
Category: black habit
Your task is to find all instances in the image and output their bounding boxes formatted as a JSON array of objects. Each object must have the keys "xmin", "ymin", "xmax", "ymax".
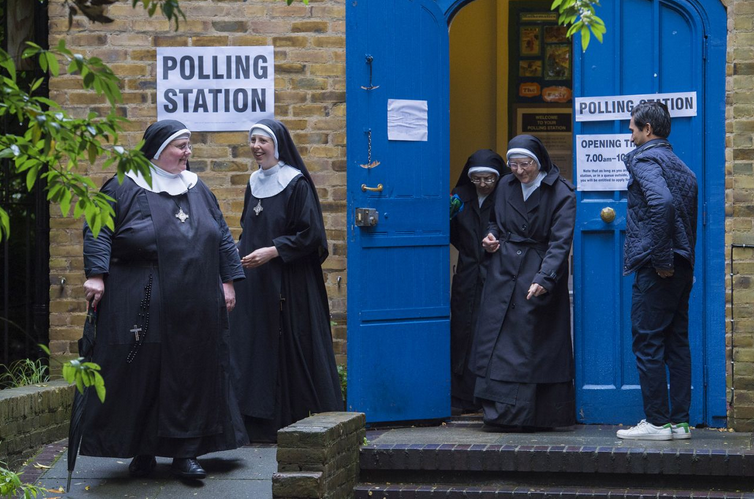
[
  {"xmin": 229, "ymin": 119, "xmax": 342, "ymax": 443},
  {"xmin": 472, "ymin": 135, "xmax": 577, "ymax": 428},
  {"xmin": 450, "ymin": 149, "xmax": 508, "ymax": 411},
  {"xmin": 80, "ymin": 175, "xmax": 248, "ymax": 457}
]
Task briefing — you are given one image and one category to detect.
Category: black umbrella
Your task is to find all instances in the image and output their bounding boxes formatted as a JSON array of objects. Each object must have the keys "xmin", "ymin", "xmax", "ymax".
[{"xmin": 67, "ymin": 302, "xmax": 97, "ymax": 493}]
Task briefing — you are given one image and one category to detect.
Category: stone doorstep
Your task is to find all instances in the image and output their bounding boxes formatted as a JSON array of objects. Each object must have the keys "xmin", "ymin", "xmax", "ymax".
[
  {"xmin": 353, "ymin": 483, "xmax": 754, "ymax": 499},
  {"xmin": 360, "ymin": 423, "xmax": 754, "ymax": 478}
]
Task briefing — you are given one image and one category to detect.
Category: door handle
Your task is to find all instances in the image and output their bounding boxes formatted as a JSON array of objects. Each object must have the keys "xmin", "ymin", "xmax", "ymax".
[
  {"xmin": 600, "ymin": 207, "xmax": 616, "ymax": 223},
  {"xmin": 361, "ymin": 183, "xmax": 383, "ymax": 192}
]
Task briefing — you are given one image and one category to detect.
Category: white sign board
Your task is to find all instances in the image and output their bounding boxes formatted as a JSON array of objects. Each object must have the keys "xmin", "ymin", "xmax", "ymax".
[
  {"xmin": 156, "ymin": 46, "xmax": 274, "ymax": 132},
  {"xmin": 574, "ymin": 91, "xmax": 697, "ymax": 122},
  {"xmin": 387, "ymin": 99, "xmax": 428, "ymax": 141},
  {"xmin": 576, "ymin": 134, "xmax": 636, "ymax": 191}
]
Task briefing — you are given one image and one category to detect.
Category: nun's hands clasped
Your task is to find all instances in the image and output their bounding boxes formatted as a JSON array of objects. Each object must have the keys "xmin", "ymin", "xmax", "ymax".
[
  {"xmin": 242, "ymin": 246, "xmax": 279, "ymax": 269},
  {"xmin": 482, "ymin": 233, "xmax": 500, "ymax": 253}
]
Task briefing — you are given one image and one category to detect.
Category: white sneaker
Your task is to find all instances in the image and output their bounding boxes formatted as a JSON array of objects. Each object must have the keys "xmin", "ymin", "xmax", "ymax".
[
  {"xmin": 616, "ymin": 420, "xmax": 673, "ymax": 440},
  {"xmin": 665, "ymin": 422, "xmax": 691, "ymax": 440}
]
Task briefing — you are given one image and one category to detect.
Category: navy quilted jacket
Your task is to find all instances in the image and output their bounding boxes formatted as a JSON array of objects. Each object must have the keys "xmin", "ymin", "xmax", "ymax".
[{"xmin": 623, "ymin": 138, "xmax": 698, "ymax": 275}]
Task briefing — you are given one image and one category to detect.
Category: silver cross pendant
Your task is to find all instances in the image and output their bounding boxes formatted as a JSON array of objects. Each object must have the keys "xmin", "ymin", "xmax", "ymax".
[
  {"xmin": 130, "ymin": 324, "xmax": 142, "ymax": 342},
  {"xmin": 175, "ymin": 208, "xmax": 189, "ymax": 223},
  {"xmin": 253, "ymin": 199, "xmax": 263, "ymax": 216}
]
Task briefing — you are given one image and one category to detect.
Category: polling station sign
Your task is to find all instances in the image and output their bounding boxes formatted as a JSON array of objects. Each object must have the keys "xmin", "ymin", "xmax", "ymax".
[
  {"xmin": 576, "ymin": 134, "xmax": 635, "ymax": 191},
  {"xmin": 156, "ymin": 47, "xmax": 274, "ymax": 132},
  {"xmin": 574, "ymin": 92, "xmax": 697, "ymax": 122}
]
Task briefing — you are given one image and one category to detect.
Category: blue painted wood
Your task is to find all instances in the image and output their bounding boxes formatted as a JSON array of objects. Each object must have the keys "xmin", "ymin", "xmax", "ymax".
[
  {"xmin": 573, "ymin": 0, "xmax": 726, "ymax": 426},
  {"xmin": 346, "ymin": 0, "xmax": 451, "ymax": 423}
]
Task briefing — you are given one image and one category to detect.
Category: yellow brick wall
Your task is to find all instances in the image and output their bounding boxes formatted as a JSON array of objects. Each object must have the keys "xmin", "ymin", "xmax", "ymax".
[
  {"xmin": 46, "ymin": 0, "xmax": 348, "ymax": 364},
  {"xmin": 726, "ymin": 0, "xmax": 754, "ymax": 430}
]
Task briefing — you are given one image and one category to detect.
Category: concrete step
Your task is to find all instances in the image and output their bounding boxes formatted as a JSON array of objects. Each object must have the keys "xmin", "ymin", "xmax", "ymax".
[
  {"xmin": 354, "ymin": 483, "xmax": 754, "ymax": 498},
  {"xmin": 360, "ymin": 441, "xmax": 754, "ymax": 477},
  {"xmin": 357, "ymin": 422, "xmax": 754, "ymax": 497}
]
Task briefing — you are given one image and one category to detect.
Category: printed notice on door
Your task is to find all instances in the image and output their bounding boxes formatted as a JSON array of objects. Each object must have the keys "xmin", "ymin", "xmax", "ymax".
[{"xmin": 576, "ymin": 134, "xmax": 635, "ymax": 191}]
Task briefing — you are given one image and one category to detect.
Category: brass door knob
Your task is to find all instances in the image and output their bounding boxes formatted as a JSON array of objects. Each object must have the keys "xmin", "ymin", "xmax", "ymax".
[{"xmin": 600, "ymin": 207, "xmax": 616, "ymax": 223}]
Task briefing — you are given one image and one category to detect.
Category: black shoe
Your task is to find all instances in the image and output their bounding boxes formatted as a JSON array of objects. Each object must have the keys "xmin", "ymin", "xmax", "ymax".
[
  {"xmin": 171, "ymin": 458, "xmax": 206, "ymax": 479},
  {"xmin": 128, "ymin": 455, "xmax": 156, "ymax": 478}
]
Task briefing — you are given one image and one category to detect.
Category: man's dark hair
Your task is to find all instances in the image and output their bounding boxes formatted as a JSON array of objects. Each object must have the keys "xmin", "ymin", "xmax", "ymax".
[{"xmin": 631, "ymin": 101, "xmax": 671, "ymax": 138}]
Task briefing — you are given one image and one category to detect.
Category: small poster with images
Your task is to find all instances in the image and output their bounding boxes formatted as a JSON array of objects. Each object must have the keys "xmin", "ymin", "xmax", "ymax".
[
  {"xmin": 544, "ymin": 25, "xmax": 569, "ymax": 43},
  {"xmin": 520, "ymin": 26, "xmax": 541, "ymax": 56},
  {"xmin": 519, "ymin": 60, "xmax": 542, "ymax": 77},
  {"xmin": 545, "ymin": 44, "xmax": 571, "ymax": 80}
]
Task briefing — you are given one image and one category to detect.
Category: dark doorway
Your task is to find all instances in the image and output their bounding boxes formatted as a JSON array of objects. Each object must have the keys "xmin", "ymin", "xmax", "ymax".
[{"xmin": 0, "ymin": 0, "xmax": 50, "ymax": 374}]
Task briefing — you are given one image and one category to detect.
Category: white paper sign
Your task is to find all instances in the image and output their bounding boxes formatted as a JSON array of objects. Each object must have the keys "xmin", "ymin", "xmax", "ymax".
[
  {"xmin": 156, "ymin": 46, "xmax": 274, "ymax": 132},
  {"xmin": 576, "ymin": 134, "xmax": 636, "ymax": 191},
  {"xmin": 387, "ymin": 99, "xmax": 428, "ymax": 141},
  {"xmin": 574, "ymin": 92, "xmax": 697, "ymax": 122}
]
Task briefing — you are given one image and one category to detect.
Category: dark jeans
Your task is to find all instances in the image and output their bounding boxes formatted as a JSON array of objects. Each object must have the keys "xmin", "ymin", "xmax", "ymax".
[{"xmin": 631, "ymin": 256, "xmax": 694, "ymax": 426}]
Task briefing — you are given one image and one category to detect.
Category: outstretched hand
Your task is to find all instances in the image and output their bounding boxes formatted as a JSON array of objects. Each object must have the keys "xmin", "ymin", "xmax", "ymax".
[{"xmin": 241, "ymin": 246, "xmax": 279, "ymax": 269}]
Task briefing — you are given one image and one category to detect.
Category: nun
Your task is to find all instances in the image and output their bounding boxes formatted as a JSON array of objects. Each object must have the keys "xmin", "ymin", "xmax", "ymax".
[
  {"xmin": 450, "ymin": 149, "xmax": 508, "ymax": 414},
  {"xmin": 81, "ymin": 119, "xmax": 248, "ymax": 480},
  {"xmin": 472, "ymin": 134, "xmax": 577, "ymax": 430},
  {"xmin": 229, "ymin": 119, "xmax": 342, "ymax": 443}
]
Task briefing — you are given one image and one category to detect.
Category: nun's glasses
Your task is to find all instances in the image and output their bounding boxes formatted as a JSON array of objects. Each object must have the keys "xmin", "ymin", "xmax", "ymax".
[
  {"xmin": 470, "ymin": 176, "xmax": 497, "ymax": 185},
  {"xmin": 507, "ymin": 159, "xmax": 536, "ymax": 171}
]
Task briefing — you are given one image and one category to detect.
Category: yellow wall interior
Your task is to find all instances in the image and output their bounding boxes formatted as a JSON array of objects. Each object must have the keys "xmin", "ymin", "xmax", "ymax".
[{"xmin": 449, "ymin": 0, "xmax": 510, "ymax": 186}]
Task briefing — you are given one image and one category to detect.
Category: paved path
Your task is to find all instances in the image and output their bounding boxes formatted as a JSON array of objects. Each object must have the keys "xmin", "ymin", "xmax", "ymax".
[
  {"xmin": 19, "ymin": 420, "xmax": 753, "ymax": 498},
  {"xmin": 21, "ymin": 442, "xmax": 277, "ymax": 498}
]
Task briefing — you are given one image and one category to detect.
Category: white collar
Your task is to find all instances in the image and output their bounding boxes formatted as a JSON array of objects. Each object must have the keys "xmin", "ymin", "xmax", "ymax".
[
  {"xmin": 249, "ymin": 162, "xmax": 302, "ymax": 198},
  {"xmin": 126, "ymin": 163, "xmax": 198, "ymax": 196},
  {"xmin": 521, "ymin": 171, "xmax": 546, "ymax": 201}
]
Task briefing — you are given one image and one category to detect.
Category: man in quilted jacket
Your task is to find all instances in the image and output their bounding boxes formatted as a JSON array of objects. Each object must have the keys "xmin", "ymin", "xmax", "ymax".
[{"xmin": 616, "ymin": 101, "xmax": 698, "ymax": 441}]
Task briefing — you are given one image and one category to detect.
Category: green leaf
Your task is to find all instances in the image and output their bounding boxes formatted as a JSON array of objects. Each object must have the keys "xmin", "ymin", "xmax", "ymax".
[
  {"xmin": 38, "ymin": 52, "xmax": 47, "ymax": 72},
  {"xmin": 25, "ymin": 165, "xmax": 40, "ymax": 191},
  {"xmin": 38, "ymin": 344, "xmax": 51, "ymax": 355},
  {"xmin": 75, "ymin": 372, "xmax": 85, "ymax": 393},
  {"xmin": 593, "ymin": 26, "xmax": 604, "ymax": 43},
  {"xmin": 580, "ymin": 25, "xmax": 591, "ymax": 52},
  {"xmin": 0, "ymin": 207, "xmax": 9, "ymax": 242},
  {"xmin": 46, "ymin": 52, "xmax": 60, "ymax": 77},
  {"xmin": 88, "ymin": 142, "xmax": 98, "ymax": 164},
  {"xmin": 59, "ymin": 189, "xmax": 72, "ymax": 216}
]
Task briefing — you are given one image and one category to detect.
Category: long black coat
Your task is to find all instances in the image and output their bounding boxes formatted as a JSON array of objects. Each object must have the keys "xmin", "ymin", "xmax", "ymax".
[
  {"xmin": 472, "ymin": 166, "xmax": 576, "ymax": 384},
  {"xmin": 450, "ymin": 183, "xmax": 494, "ymax": 375}
]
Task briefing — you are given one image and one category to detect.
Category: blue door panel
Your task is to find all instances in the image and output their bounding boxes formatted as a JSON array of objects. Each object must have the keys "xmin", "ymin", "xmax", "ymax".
[
  {"xmin": 574, "ymin": 0, "xmax": 726, "ymax": 425},
  {"xmin": 347, "ymin": 0, "xmax": 450, "ymax": 423},
  {"xmin": 347, "ymin": 320, "xmax": 449, "ymax": 421}
]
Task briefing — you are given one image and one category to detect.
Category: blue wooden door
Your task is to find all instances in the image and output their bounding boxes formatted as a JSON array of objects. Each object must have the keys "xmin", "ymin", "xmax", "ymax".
[
  {"xmin": 345, "ymin": 0, "xmax": 451, "ymax": 422},
  {"xmin": 573, "ymin": 0, "xmax": 726, "ymax": 425}
]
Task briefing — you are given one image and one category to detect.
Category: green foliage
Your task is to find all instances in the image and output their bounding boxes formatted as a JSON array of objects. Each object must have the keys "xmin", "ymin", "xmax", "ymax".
[
  {"xmin": 0, "ymin": 358, "xmax": 49, "ymax": 389},
  {"xmin": 130, "ymin": 0, "xmax": 187, "ymax": 30},
  {"xmin": 551, "ymin": 0, "xmax": 606, "ymax": 52},
  {"xmin": 0, "ymin": 463, "xmax": 45, "ymax": 498},
  {"xmin": 63, "ymin": 358, "xmax": 106, "ymax": 403},
  {"xmin": 37, "ymin": 344, "xmax": 106, "ymax": 403},
  {"xmin": 0, "ymin": 39, "xmax": 153, "ymax": 242},
  {"xmin": 337, "ymin": 364, "xmax": 347, "ymax": 403},
  {"xmin": 285, "ymin": 0, "xmax": 309, "ymax": 5}
]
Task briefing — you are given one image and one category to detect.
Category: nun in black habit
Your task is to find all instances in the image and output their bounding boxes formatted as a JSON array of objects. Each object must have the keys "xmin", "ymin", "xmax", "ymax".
[
  {"xmin": 229, "ymin": 119, "xmax": 342, "ymax": 443},
  {"xmin": 81, "ymin": 120, "xmax": 248, "ymax": 480},
  {"xmin": 473, "ymin": 134, "xmax": 576, "ymax": 429},
  {"xmin": 450, "ymin": 149, "xmax": 508, "ymax": 414}
]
